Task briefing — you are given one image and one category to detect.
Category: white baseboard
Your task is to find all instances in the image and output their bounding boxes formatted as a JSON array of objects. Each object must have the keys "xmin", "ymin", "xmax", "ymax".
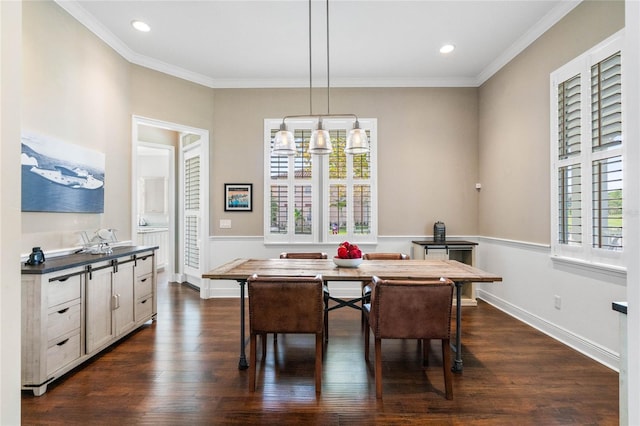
[{"xmin": 476, "ymin": 289, "xmax": 619, "ymax": 372}]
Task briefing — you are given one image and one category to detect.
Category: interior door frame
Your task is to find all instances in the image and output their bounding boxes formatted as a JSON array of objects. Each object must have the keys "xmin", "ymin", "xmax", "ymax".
[
  {"xmin": 131, "ymin": 115, "xmax": 209, "ymax": 293},
  {"xmin": 136, "ymin": 140, "xmax": 175, "ymax": 276}
]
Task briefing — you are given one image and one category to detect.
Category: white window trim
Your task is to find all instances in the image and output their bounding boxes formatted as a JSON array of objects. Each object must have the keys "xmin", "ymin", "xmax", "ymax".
[
  {"xmin": 550, "ymin": 30, "xmax": 624, "ymax": 268},
  {"xmin": 263, "ymin": 118, "xmax": 378, "ymax": 245}
]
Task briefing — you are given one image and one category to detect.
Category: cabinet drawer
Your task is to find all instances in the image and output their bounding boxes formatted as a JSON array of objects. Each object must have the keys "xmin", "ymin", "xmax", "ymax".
[
  {"xmin": 46, "ymin": 332, "xmax": 81, "ymax": 376},
  {"xmin": 135, "ymin": 295, "xmax": 153, "ymax": 322},
  {"xmin": 135, "ymin": 253, "xmax": 154, "ymax": 277},
  {"xmin": 47, "ymin": 301, "xmax": 81, "ymax": 343},
  {"xmin": 135, "ymin": 273, "xmax": 153, "ymax": 298},
  {"xmin": 48, "ymin": 273, "xmax": 82, "ymax": 308}
]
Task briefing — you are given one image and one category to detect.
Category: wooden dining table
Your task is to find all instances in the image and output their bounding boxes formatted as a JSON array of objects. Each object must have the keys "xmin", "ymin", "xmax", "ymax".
[{"xmin": 202, "ymin": 258, "xmax": 502, "ymax": 373}]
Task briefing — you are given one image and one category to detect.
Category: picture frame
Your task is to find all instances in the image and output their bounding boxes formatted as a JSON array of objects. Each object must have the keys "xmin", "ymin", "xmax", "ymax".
[
  {"xmin": 21, "ymin": 132, "xmax": 105, "ymax": 213},
  {"xmin": 224, "ymin": 183, "xmax": 252, "ymax": 212}
]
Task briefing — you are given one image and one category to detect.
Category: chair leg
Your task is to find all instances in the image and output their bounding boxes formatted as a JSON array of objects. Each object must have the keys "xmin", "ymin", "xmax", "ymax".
[
  {"xmin": 249, "ymin": 333, "xmax": 257, "ymax": 392},
  {"xmin": 261, "ymin": 333, "xmax": 267, "ymax": 360},
  {"xmin": 274, "ymin": 332, "xmax": 277, "ymax": 343},
  {"xmin": 442, "ymin": 338, "xmax": 453, "ymax": 400},
  {"xmin": 315, "ymin": 333, "xmax": 323, "ymax": 394},
  {"xmin": 364, "ymin": 321, "xmax": 370, "ymax": 362},
  {"xmin": 422, "ymin": 338, "xmax": 430, "ymax": 367},
  {"xmin": 375, "ymin": 337, "xmax": 383, "ymax": 398},
  {"xmin": 324, "ymin": 291, "xmax": 329, "ymax": 342},
  {"xmin": 360, "ymin": 287, "xmax": 366, "ymax": 330}
]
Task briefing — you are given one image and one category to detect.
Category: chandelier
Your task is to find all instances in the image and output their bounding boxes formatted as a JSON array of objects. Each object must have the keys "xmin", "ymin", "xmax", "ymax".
[{"xmin": 272, "ymin": 0, "xmax": 369, "ymax": 157}]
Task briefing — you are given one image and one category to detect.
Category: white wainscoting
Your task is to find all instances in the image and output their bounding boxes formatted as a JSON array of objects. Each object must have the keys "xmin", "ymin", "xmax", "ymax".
[{"xmin": 474, "ymin": 236, "xmax": 625, "ymax": 371}]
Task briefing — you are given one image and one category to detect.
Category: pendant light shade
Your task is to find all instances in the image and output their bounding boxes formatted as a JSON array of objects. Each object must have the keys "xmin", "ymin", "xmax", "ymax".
[
  {"xmin": 309, "ymin": 119, "xmax": 332, "ymax": 155},
  {"xmin": 272, "ymin": 122, "xmax": 296, "ymax": 156},
  {"xmin": 275, "ymin": 0, "xmax": 365, "ymax": 157},
  {"xmin": 345, "ymin": 120, "xmax": 370, "ymax": 154}
]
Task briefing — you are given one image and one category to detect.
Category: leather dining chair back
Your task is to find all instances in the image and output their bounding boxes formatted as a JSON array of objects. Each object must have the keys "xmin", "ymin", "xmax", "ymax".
[
  {"xmin": 247, "ymin": 274, "xmax": 325, "ymax": 393},
  {"xmin": 363, "ymin": 253, "xmax": 409, "ymax": 261},
  {"xmin": 360, "ymin": 253, "xmax": 410, "ymax": 325},
  {"xmin": 279, "ymin": 252, "xmax": 328, "ymax": 259},
  {"xmin": 279, "ymin": 252, "xmax": 330, "ymax": 340},
  {"xmin": 364, "ymin": 276, "xmax": 454, "ymax": 399}
]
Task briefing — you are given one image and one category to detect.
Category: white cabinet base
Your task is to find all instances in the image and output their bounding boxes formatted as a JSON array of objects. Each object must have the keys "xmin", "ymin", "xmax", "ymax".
[
  {"xmin": 21, "ymin": 247, "xmax": 157, "ymax": 395},
  {"xmin": 412, "ymin": 241, "xmax": 478, "ymax": 307}
]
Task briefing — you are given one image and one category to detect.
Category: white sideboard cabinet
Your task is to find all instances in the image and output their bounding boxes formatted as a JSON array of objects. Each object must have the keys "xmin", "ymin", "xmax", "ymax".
[
  {"xmin": 21, "ymin": 246, "xmax": 157, "ymax": 396},
  {"xmin": 85, "ymin": 258, "xmax": 136, "ymax": 353}
]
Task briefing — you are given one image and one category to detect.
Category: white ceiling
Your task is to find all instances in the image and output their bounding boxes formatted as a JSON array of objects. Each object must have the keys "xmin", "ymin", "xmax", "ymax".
[{"xmin": 58, "ymin": 0, "xmax": 581, "ymax": 88}]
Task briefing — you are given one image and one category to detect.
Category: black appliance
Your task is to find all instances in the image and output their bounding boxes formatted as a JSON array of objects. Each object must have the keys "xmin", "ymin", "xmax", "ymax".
[
  {"xmin": 433, "ymin": 221, "xmax": 446, "ymax": 243},
  {"xmin": 26, "ymin": 247, "xmax": 45, "ymax": 265}
]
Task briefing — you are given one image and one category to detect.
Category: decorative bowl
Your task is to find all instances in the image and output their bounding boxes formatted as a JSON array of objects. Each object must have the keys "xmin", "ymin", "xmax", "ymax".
[{"xmin": 333, "ymin": 256, "xmax": 363, "ymax": 268}]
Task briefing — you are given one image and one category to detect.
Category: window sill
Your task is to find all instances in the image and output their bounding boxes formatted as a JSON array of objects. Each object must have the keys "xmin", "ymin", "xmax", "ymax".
[{"xmin": 550, "ymin": 255, "xmax": 626, "ymax": 279}]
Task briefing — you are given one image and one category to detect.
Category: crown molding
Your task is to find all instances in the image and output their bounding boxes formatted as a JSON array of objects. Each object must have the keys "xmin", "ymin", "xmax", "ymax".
[
  {"xmin": 57, "ymin": 0, "xmax": 582, "ymax": 89},
  {"xmin": 475, "ymin": 0, "xmax": 582, "ymax": 85},
  {"xmin": 55, "ymin": 0, "xmax": 133, "ymax": 61}
]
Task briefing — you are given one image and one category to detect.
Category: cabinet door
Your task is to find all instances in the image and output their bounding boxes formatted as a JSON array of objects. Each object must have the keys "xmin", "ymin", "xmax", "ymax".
[
  {"xmin": 113, "ymin": 260, "xmax": 135, "ymax": 336},
  {"xmin": 85, "ymin": 266, "xmax": 114, "ymax": 354}
]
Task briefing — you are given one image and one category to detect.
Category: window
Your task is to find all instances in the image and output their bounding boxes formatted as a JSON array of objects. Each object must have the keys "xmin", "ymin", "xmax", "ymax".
[
  {"xmin": 264, "ymin": 118, "xmax": 377, "ymax": 244},
  {"xmin": 551, "ymin": 32, "xmax": 623, "ymax": 267}
]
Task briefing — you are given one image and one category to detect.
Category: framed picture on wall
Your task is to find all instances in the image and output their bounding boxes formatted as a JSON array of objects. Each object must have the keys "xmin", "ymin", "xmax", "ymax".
[
  {"xmin": 21, "ymin": 132, "xmax": 105, "ymax": 213},
  {"xmin": 224, "ymin": 183, "xmax": 252, "ymax": 212}
]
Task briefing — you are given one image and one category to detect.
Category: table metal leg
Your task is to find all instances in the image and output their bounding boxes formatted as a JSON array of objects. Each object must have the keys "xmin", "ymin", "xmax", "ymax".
[
  {"xmin": 327, "ymin": 296, "xmax": 363, "ymax": 312},
  {"xmin": 452, "ymin": 281, "xmax": 463, "ymax": 372},
  {"xmin": 238, "ymin": 280, "xmax": 249, "ymax": 370}
]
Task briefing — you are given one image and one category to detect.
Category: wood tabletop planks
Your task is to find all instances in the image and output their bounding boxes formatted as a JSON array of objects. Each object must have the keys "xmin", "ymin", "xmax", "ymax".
[{"xmin": 203, "ymin": 258, "xmax": 502, "ymax": 283}]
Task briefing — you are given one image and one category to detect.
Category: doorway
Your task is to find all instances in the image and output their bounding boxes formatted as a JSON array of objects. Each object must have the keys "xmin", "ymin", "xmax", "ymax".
[{"xmin": 132, "ymin": 116, "xmax": 209, "ymax": 294}]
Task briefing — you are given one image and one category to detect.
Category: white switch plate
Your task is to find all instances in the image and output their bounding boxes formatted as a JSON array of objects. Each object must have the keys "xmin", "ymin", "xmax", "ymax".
[{"xmin": 220, "ymin": 219, "xmax": 232, "ymax": 229}]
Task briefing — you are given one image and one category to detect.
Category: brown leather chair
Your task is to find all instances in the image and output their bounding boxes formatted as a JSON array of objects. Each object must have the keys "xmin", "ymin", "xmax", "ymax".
[
  {"xmin": 363, "ymin": 276, "xmax": 454, "ymax": 399},
  {"xmin": 247, "ymin": 274, "xmax": 324, "ymax": 393},
  {"xmin": 279, "ymin": 252, "xmax": 330, "ymax": 340},
  {"xmin": 279, "ymin": 252, "xmax": 328, "ymax": 260},
  {"xmin": 361, "ymin": 253, "xmax": 410, "ymax": 324}
]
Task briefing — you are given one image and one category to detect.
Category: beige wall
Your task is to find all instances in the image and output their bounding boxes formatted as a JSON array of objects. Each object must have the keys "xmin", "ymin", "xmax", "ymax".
[
  {"xmin": 130, "ymin": 65, "xmax": 214, "ymax": 132},
  {"xmin": 21, "ymin": 2, "xmax": 215, "ymax": 254},
  {"xmin": 23, "ymin": 1, "xmax": 481, "ymax": 250},
  {"xmin": 138, "ymin": 125, "xmax": 179, "ymax": 146},
  {"xmin": 212, "ymin": 87, "xmax": 479, "ymax": 237},
  {"xmin": 478, "ymin": 1, "xmax": 625, "ymax": 244},
  {"xmin": 22, "ymin": 0, "xmax": 624, "ymax": 248},
  {"xmin": 22, "ymin": 0, "xmax": 131, "ymax": 252}
]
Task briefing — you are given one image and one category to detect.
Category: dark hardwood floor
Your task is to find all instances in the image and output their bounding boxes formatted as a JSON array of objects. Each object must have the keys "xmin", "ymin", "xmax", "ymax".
[{"xmin": 22, "ymin": 272, "xmax": 619, "ymax": 425}]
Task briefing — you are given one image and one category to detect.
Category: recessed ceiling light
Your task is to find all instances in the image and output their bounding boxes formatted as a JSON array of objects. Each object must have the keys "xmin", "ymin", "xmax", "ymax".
[
  {"xmin": 440, "ymin": 44, "xmax": 455, "ymax": 54},
  {"xmin": 131, "ymin": 20, "xmax": 151, "ymax": 32}
]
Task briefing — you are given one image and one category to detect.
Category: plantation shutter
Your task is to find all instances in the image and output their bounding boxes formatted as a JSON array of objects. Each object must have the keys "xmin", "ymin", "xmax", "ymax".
[
  {"xmin": 591, "ymin": 52, "xmax": 622, "ymax": 250},
  {"xmin": 184, "ymin": 155, "xmax": 200, "ymax": 268},
  {"xmin": 557, "ymin": 74, "xmax": 582, "ymax": 245}
]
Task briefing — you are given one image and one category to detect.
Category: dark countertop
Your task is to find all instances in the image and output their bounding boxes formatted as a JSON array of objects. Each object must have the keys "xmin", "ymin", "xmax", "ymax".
[
  {"xmin": 22, "ymin": 245, "xmax": 158, "ymax": 275},
  {"xmin": 612, "ymin": 301, "xmax": 627, "ymax": 315},
  {"xmin": 412, "ymin": 240, "xmax": 478, "ymax": 246}
]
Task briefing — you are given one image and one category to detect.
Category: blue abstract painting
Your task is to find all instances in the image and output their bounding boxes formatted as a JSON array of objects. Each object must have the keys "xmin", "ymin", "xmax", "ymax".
[{"xmin": 21, "ymin": 133, "xmax": 105, "ymax": 213}]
